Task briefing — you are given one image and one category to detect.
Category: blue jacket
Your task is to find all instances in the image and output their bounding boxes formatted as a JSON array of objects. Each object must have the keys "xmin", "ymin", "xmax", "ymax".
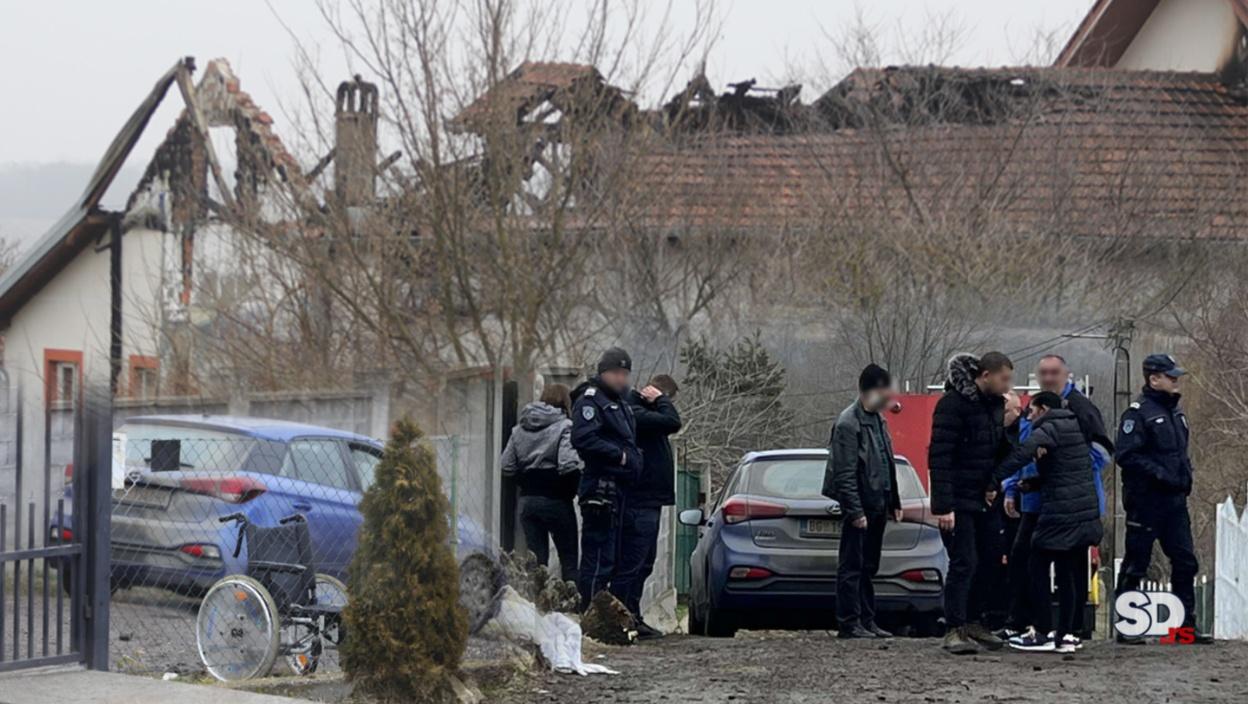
[{"xmin": 1003, "ymin": 382, "xmax": 1107, "ymax": 515}]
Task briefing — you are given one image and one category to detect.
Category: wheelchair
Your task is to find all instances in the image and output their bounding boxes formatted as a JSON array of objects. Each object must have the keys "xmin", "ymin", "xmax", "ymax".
[{"xmin": 195, "ymin": 512, "xmax": 347, "ymax": 682}]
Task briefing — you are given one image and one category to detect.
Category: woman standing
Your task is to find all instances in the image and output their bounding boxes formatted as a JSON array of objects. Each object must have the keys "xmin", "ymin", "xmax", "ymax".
[
  {"xmin": 500, "ymin": 383, "xmax": 583, "ymax": 583},
  {"xmin": 994, "ymin": 391, "xmax": 1104, "ymax": 653}
]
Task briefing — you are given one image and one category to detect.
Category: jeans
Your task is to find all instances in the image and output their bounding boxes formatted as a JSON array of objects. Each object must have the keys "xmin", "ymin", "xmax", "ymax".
[
  {"xmin": 940, "ymin": 509, "xmax": 995, "ymax": 628},
  {"xmin": 1006, "ymin": 512, "xmax": 1038, "ymax": 630},
  {"xmin": 611, "ymin": 504, "xmax": 662, "ymax": 617},
  {"xmin": 1029, "ymin": 547, "xmax": 1085, "ymax": 642},
  {"xmin": 1116, "ymin": 493, "xmax": 1199, "ymax": 627},
  {"xmin": 836, "ymin": 513, "xmax": 886, "ymax": 630},
  {"xmin": 519, "ymin": 495, "xmax": 579, "ymax": 583},
  {"xmin": 578, "ymin": 500, "xmax": 622, "ymax": 610}
]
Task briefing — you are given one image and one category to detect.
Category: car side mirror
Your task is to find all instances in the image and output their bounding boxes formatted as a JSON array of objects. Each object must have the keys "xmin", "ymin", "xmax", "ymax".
[{"xmin": 678, "ymin": 508, "xmax": 705, "ymax": 526}]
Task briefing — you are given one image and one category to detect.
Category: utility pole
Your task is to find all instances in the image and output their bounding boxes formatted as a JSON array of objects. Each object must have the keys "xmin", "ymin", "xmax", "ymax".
[{"xmin": 1106, "ymin": 318, "xmax": 1135, "ymax": 586}]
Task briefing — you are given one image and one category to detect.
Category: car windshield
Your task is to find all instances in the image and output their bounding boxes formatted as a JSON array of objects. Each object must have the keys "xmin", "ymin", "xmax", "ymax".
[
  {"xmin": 119, "ymin": 424, "xmax": 259, "ymax": 473},
  {"xmin": 744, "ymin": 456, "xmax": 927, "ymax": 501}
]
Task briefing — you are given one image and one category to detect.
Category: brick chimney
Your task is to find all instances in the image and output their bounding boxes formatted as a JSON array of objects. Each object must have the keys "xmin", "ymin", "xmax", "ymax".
[{"xmin": 334, "ymin": 75, "xmax": 379, "ymax": 206}]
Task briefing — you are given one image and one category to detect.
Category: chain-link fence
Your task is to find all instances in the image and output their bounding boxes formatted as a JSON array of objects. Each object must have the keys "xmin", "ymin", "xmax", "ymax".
[{"xmin": 96, "ymin": 417, "xmax": 508, "ymax": 682}]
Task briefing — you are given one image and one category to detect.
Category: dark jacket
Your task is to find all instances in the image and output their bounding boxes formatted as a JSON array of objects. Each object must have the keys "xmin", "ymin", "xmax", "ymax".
[
  {"xmin": 500, "ymin": 402, "xmax": 583, "ymax": 501},
  {"xmin": 1115, "ymin": 387, "xmax": 1194, "ymax": 503},
  {"xmin": 822, "ymin": 401, "xmax": 901, "ymax": 521},
  {"xmin": 928, "ymin": 354, "xmax": 1010, "ymax": 515},
  {"xmin": 570, "ymin": 377, "xmax": 643, "ymax": 501},
  {"xmin": 1003, "ymin": 383, "xmax": 1110, "ymax": 515},
  {"xmin": 1065, "ymin": 386, "xmax": 1114, "ymax": 454},
  {"xmin": 996, "ymin": 408, "xmax": 1104, "ymax": 550},
  {"xmin": 626, "ymin": 390, "xmax": 682, "ymax": 507}
]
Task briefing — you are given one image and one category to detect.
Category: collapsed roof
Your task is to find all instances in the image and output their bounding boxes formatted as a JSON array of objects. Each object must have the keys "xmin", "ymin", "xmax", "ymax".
[{"xmin": 631, "ymin": 66, "xmax": 1248, "ymax": 240}]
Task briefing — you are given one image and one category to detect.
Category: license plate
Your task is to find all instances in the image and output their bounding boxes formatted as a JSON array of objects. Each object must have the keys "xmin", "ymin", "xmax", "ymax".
[
  {"xmin": 114, "ymin": 485, "xmax": 172, "ymax": 510},
  {"xmin": 803, "ymin": 518, "xmax": 841, "ymax": 537}
]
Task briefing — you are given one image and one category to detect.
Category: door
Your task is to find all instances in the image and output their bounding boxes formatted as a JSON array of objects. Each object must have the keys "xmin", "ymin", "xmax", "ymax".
[{"xmin": 278, "ymin": 438, "xmax": 361, "ymax": 578}]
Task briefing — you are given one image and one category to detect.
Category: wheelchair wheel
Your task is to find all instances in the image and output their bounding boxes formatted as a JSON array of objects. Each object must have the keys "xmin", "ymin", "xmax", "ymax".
[
  {"xmin": 283, "ymin": 573, "xmax": 348, "ymax": 676},
  {"xmin": 196, "ymin": 574, "xmax": 281, "ymax": 682}
]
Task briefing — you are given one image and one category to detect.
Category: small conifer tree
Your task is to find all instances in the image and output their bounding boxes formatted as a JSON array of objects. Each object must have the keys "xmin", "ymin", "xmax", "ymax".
[{"xmin": 342, "ymin": 419, "xmax": 468, "ymax": 701}]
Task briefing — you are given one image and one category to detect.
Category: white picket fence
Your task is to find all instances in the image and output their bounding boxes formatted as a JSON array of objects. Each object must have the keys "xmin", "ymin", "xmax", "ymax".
[{"xmin": 1215, "ymin": 493, "xmax": 1248, "ymax": 639}]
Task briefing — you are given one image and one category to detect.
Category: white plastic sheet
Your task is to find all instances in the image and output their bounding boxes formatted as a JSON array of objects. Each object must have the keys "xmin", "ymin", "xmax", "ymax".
[
  {"xmin": 490, "ymin": 586, "xmax": 618, "ymax": 676},
  {"xmin": 1214, "ymin": 491, "xmax": 1248, "ymax": 639}
]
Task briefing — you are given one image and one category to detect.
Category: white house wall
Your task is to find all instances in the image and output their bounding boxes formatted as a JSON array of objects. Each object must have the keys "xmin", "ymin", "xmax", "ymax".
[
  {"xmin": 2, "ymin": 227, "xmax": 165, "ymax": 538},
  {"xmin": 1117, "ymin": 0, "xmax": 1242, "ymax": 71}
]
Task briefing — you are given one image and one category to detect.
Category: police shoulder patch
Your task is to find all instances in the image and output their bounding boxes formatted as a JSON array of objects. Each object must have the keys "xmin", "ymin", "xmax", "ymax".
[
  {"xmin": 582, "ymin": 405, "xmax": 596, "ymax": 421},
  {"xmin": 1122, "ymin": 419, "xmax": 1135, "ymax": 434},
  {"xmin": 584, "ymin": 387, "xmax": 597, "ymax": 397},
  {"xmin": 1129, "ymin": 402, "xmax": 1141, "ymax": 409}
]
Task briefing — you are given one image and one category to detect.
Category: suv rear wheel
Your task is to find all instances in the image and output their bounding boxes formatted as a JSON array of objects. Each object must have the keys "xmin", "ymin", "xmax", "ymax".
[
  {"xmin": 687, "ymin": 598, "xmax": 707, "ymax": 635},
  {"xmin": 704, "ymin": 605, "xmax": 737, "ymax": 638}
]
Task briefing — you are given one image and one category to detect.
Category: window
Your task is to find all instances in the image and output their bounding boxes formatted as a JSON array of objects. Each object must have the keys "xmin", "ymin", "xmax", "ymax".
[
  {"xmin": 745, "ymin": 458, "xmax": 827, "ymax": 500},
  {"xmin": 44, "ymin": 349, "xmax": 82, "ymax": 408},
  {"xmin": 349, "ymin": 443, "xmax": 383, "ymax": 491},
  {"xmin": 282, "ymin": 439, "xmax": 355, "ymax": 491},
  {"xmin": 894, "ymin": 458, "xmax": 927, "ymax": 501},
  {"xmin": 119, "ymin": 424, "xmax": 257, "ymax": 473},
  {"xmin": 128, "ymin": 355, "xmax": 159, "ymax": 399}
]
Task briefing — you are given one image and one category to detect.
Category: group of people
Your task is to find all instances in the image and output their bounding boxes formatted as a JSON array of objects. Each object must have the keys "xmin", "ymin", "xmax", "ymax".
[
  {"xmin": 500, "ymin": 347, "xmax": 680, "ymax": 639},
  {"xmin": 826, "ymin": 350, "xmax": 1211, "ymax": 654}
]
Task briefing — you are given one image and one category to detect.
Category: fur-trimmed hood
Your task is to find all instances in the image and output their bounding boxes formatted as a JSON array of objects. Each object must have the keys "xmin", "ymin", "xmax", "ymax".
[{"xmin": 945, "ymin": 353, "xmax": 981, "ymax": 400}]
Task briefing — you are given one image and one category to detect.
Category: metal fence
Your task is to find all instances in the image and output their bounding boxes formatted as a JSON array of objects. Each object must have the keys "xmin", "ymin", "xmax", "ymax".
[
  {"xmin": 0, "ymin": 381, "xmax": 111, "ymax": 673},
  {"xmin": 102, "ymin": 421, "xmax": 513, "ymax": 681}
]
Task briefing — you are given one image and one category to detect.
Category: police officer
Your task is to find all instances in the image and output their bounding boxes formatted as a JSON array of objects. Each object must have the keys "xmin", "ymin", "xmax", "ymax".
[
  {"xmin": 1114, "ymin": 354, "xmax": 1211, "ymax": 644},
  {"xmin": 570, "ymin": 347, "xmax": 643, "ymax": 611}
]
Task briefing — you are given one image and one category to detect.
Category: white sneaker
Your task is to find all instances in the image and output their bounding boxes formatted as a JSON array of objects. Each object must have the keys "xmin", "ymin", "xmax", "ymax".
[
  {"xmin": 1008, "ymin": 628, "xmax": 1055, "ymax": 652},
  {"xmin": 1055, "ymin": 640, "xmax": 1077, "ymax": 654},
  {"xmin": 1046, "ymin": 631, "xmax": 1084, "ymax": 651}
]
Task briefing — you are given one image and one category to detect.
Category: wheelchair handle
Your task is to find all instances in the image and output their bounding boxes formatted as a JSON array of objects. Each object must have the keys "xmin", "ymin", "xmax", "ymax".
[
  {"xmin": 279, "ymin": 513, "xmax": 307, "ymax": 525},
  {"xmin": 219, "ymin": 512, "xmax": 246, "ymax": 524}
]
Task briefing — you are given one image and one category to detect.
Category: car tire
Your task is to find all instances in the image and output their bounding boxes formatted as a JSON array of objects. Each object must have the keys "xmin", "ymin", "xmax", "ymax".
[
  {"xmin": 687, "ymin": 598, "xmax": 707, "ymax": 636},
  {"xmin": 912, "ymin": 614, "xmax": 945, "ymax": 638},
  {"xmin": 459, "ymin": 553, "xmax": 505, "ymax": 635},
  {"xmin": 58, "ymin": 565, "xmax": 125, "ymax": 598},
  {"xmin": 704, "ymin": 606, "xmax": 737, "ymax": 638}
]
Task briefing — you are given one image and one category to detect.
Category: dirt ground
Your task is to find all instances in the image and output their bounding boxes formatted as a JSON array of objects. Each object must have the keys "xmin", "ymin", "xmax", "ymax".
[{"xmin": 492, "ymin": 631, "xmax": 1248, "ymax": 704}]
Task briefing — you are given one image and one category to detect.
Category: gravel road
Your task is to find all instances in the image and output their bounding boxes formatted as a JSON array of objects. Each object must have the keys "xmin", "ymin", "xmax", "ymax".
[{"xmin": 493, "ymin": 630, "xmax": 1248, "ymax": 704}]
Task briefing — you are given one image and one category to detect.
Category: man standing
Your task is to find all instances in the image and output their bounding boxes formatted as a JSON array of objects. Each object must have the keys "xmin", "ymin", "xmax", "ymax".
[
  {"xmin": 822, "ymin": 364, "xmax": 902, "ymax": 639},
  {"xmin": 929, "ymin": 351, "xmax": 1014, "ymax": 654},
  {"xmin": 571, "ymin": 347, "xmax": 644, "ymax": 611},
  {"xmin": 1114, "ymin": 354, "xmax": 1212, "ymax": 644},
  {"xmin": 617, "ymin": 374, "xmax": 682, "ymax": 639},
  {"xmin": 1000, "ymin": 354, "xmax": 1112, "ymax": 638}
]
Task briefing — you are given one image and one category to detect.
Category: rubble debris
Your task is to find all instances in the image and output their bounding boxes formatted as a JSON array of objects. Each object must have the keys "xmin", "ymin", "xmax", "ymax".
[
  {"xmin": 814, "ymin": 65, "xmax": 1103, "ymax": 129},
  {"xmin": 580, "ymin": 590, "xmax": 636, "ymax": 646},
  {"xmin": 664, "ymin": 74, "xmax": 809, "ymax": 134},
  {"xmin": 497, "ymin": 550, "xmax": 579, "ymax": 614}
]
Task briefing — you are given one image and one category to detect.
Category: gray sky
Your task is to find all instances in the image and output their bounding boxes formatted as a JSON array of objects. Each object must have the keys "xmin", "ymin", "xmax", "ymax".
[{"xmin": 0, "ymin": 0, "xmax": 1094, "ymax": 241}]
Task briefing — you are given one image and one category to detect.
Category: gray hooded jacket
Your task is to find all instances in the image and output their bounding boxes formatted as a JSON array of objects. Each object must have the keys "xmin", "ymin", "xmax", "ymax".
[{"xmin": 501, "ymin": 402, "xmax": 583, "ymax": 489}]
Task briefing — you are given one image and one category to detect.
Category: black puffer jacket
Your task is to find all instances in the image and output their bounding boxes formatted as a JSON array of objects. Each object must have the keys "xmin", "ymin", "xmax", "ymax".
[
  {"xmin": 996, "ymin": 408, "xmax": 1104, "ymax": 550},
  {"xmin": 928, "ymin": 354, "xmax": 1009, "ymax": 515}
]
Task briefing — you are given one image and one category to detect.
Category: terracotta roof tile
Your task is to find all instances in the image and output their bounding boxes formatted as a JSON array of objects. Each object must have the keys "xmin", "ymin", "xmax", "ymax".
[{"xmin": 630, "ymin": 67, "xmax": 1248, "ymax": 240}]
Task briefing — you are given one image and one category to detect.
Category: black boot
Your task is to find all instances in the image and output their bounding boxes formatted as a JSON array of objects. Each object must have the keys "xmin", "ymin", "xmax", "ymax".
[{"xmin": 838, "ymin": 624, "xmax": 878, "ymax": 639}]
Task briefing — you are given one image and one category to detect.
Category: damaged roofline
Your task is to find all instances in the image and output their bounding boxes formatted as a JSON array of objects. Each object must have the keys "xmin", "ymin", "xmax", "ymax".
[{"xmin": 0, "ymin": 57, "xmax": 192, "ymax": 327}]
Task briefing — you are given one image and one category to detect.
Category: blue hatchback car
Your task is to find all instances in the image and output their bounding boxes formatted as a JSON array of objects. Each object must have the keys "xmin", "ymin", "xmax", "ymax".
[{"xmin": 52, "ymin": 416, "xmax": 492, "ymax": 596}]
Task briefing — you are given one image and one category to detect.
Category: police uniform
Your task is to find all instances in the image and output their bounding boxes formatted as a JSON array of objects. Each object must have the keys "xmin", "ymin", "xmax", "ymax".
[
  {"xmin": 570, "ymin": 348, "xmax": 643, "ymax": 609},
  {"xmin": 1114, "ymin": 354, "xmax": 1200, "ymax": 634}
]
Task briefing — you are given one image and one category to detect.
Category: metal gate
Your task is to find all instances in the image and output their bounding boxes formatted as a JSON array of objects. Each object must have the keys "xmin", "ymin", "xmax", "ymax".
[{"xmin": 0, "ymin": 380, "xmax": 111, "ymax": 672}]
